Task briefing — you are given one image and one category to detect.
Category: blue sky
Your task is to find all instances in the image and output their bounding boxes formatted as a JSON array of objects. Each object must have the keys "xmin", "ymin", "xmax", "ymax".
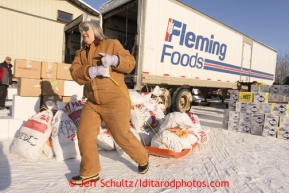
[{"xmin": 83, "ymin": 0, "xmax": 289, "ymax": 54}]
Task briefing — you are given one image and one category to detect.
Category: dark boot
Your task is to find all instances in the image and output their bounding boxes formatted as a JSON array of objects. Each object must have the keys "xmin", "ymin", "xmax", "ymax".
[
  {"xmin": 138, "ymin": 162, "xmax": 149, "ymax": 174},
  {"xmin": 70, "ymin": 174, "xmax": 99, "ymax": 185}
]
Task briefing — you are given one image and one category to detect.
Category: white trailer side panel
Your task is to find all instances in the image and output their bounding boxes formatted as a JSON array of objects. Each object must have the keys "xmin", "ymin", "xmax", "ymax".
[
  {"xmin": 250, "ymin": 42, "xmax": 276, "ymax": 84},
  {"xmin": 140, "ymin": 0, "xmax": 275, "ymax": 86},
  {"xmin": 240, "ymin": 43, "xmax": 252, "ymax": 82}
]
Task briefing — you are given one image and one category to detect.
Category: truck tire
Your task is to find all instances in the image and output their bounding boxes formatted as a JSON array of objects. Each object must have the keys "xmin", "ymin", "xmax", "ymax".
[
  {"xmin": 159, "ymin": 88, "xmax": 171, "ymax": 114},
  {"xmin": 171, "ymin": 88, "xmax": 192, "ymax": 113}
]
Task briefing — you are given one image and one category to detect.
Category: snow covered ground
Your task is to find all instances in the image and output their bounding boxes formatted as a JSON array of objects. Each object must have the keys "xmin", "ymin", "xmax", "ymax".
[{"xmin": 1, "ymin": 102, "xmax": 289, "ymax": 193}]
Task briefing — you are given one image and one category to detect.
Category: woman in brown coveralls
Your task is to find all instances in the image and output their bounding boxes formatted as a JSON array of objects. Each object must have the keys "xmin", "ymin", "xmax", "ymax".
[{"xmin": 69, "ymin": 21, "xmax": 149, "ymax": 185}]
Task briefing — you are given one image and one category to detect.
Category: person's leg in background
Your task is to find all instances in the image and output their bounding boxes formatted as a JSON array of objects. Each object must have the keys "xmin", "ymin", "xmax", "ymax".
[{"xmin": 0, "ymin": 85, "xmax": 8, "ymax": 109}]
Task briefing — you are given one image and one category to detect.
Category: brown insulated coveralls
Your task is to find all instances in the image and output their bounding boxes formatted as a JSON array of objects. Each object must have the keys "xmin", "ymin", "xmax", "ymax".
[{"xmin": 70, "ymin": 39, "xmax": 148, "ymax": 176}]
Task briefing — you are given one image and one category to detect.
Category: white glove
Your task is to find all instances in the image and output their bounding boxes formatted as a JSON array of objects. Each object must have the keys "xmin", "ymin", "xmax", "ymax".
[
  {"xmin": 88, "ymin": 66, "xmax": 110, "ymax": 78},
  {"xmin": 99, "ymin": 53, "xmax": 119, "ymax": 68}
]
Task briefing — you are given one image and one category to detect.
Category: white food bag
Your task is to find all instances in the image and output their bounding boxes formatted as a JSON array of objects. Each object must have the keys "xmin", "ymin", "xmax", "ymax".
[
  {"xmin": 64, "ymin": 95, "xmax": 85, "ymax": 126},
  {"xmin": 51, "ymin": 101, "xmax": 80, "ymax": 161},
  {"xmin": 10, "ymin": 101, "xmax": 54, "ymax": 162},
  {"xmin": 151, "ymin": 130, "xmax": 188, "ymax": 152},
  {"xmin": 159, "ymin": 112, "xmax": 195, "ymax": 132}
]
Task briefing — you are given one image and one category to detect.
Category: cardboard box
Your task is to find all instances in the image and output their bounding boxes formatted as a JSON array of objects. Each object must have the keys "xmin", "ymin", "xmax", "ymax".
[
  {"xmin": 42, "ymin": 79, "xmax": 64, "ymax": 96},
  {"xmin": 238, "ymin": 122, "xmax": 251, "ymax": 133},
  {"xmin": 259, "ymin": 103, "xmax": 274, "ymax": 114},
  {"xmin": 235, "ymin": 102, "xmax": 247, "ymax": 112},
  {"xmin": 260, "ymin": 85, "xmax": 270, "ymax": 93},
  {"xmin": 251, "ymin": 85, "xmax": 260, "ymax": 92},
  {"xmin": 262, "ymin": 125, "xmax": 277, "ymax": 138},
  {"xmin": 239, "ymin": 112, "xmax": 251, "ymax": 124},
  {"xmin": 238, "ymin": 92, "xmax": 252, "ymax": 102},
  {"xmin": 253, "ymin": 92, "xmax": 268, "ymax": 103},
  {"xmin": 251, "ymin": 113, "xmax": 265, "ymax": 126},
  {"xmin": 269, "ymin": 85, "xmax": 280, "ymax": 94},
  {"xmin": 228, "ymin": 100, "xmax": 236, "ymax": 111},
  {"xmin": 264, "ymin": 114, "xmax": 279, "ymax": 128},
  {"xmin": 246, "ymin": 102, "xmax": 259, "ymax": 114},
  {"xmin": 62, "ymin": 96, "xmax": 72, "ymax": 102},
  {"xmin": 17, "ymin": 78, "xmax": 42, "ymax": 96},
  {"xmin": 280, "ymin": 85, "xmax": 289, "ymax": 95},
  {"xmin": 251, "ymin": 125, "xmax": 263, "ymax": 136},
  {"xmin": 228, "ymin": 121, "xmax": 238, "ymax": 131},
  {"xmin": 272, "ymin": 104, "xmax": 289, "ymax": 116},
  {"xmin": 14, "ymin": 59, "xmax": 41, "ymax": 78},
  {"xmin": 277, "ymin": 127, "xmax": 289, "ymax": 140},
  {"xmin": 62, "ymin": 95, "xmax": 83, "ymax": 102},
  {"xmin": 279, "ymin": 115, "xmax": 289, "ymax": 126},
  {"xmin": 229, "ymin": 111, "xmax": 239, "ymax": 121},
  {"xmin": 57, "ymin": 63, "xmax": 73, "ymax": 80},
  {"xmin": 41, "ymin": 62, "xmax": 57, "ymax": 79},
  {"xmin": 268, "ymin": 93, "xmax": 285, "ymax": 101},
  {"xmin": 229, "ymin": 91, "xmax": 239, "ymax": 101}
]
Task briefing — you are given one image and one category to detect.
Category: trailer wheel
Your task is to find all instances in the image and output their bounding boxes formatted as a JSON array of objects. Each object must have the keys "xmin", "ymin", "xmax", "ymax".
[
  {"xmin": 172, "ymin": 88, "xmax": 192, "ymax": 113},
  {"xmin": 159, "ymin": 88, "xmax": 171, "ymax": 114}
]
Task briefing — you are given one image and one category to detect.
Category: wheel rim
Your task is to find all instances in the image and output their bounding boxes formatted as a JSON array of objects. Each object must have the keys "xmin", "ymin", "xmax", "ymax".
[
  {"xmin": 159, "ymin": 88, "xmax": 171, "ymax": 113},
  {"xmin": 159, "ymin": 95, "xmax": 168, "ymax": 107},
  {"xmin": 179, "ymin": 95, "xmax": 190, "ymax": 112}
]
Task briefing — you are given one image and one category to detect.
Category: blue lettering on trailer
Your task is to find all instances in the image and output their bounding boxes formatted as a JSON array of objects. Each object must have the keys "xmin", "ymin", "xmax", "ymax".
[
  {"xmin": 160, "ymin": 18, "xmax": 227, "ymax": 68},
  {"xmin": 161, "ymin": 44, "xmax": 203, "ymax": 69}
]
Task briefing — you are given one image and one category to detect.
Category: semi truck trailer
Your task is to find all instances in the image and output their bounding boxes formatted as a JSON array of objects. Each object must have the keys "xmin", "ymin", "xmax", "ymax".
[{"xmin": 66, "ymin": 0, "xmax": 277, "ymax": 113}]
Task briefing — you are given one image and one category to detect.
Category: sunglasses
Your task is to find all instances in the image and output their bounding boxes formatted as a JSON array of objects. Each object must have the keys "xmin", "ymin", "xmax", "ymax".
[{"xmin": 80, "ymin": 26, "xmax": 90, "ymax": 33}]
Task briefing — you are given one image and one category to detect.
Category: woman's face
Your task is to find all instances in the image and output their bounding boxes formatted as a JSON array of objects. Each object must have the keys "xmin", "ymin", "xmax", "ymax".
[{"xmin": 80, "ymin": 25, "xmax": 95, "ymax": 45}]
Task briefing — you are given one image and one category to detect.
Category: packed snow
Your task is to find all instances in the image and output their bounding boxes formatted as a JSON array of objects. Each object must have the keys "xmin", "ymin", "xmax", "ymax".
[{"xmin": 1, "ymin": 102, "xmax": 289, "ymax": 192}]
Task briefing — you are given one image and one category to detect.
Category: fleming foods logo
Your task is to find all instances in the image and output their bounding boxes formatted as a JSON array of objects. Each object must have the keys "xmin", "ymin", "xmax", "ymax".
[{"xmin": 161, "ymin": 18, "xmax": 228, "ymax": 69}]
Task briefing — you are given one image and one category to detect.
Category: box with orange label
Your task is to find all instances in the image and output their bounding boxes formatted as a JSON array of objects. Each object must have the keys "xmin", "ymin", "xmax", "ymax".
[{"xmin": 14, "ymin": 59, "xmax": 41, "ymax": 79}]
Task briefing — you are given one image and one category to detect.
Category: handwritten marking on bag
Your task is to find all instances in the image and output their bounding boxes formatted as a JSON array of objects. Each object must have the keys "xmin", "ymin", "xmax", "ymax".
[
  {"xmin": 18, "ymin": 131, "xmax": 38, "ymax": 146},
  {"xmin": 198, "ymin": 131, "xmax": 208, "ymax": 143},
  {"xmin": 52, "ymin": 119, "xmax": 77, "ymax": 141},
  {"xmin": 69, "ymin": 133, "xmax": 77, "ymax": 141},
  {"xmin": 40, "ymin": 114, "xmax": 50, "ymax": 122}
]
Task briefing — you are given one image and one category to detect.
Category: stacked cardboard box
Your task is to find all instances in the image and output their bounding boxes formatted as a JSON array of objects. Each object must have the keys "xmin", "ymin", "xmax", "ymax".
[
  {"xmin": 55, "ymin": 63, "xmax": 84, "ymax": 103},
  {"xmin": 223, "ymin": 84, "xmax": 289, "ymax": 140},
  {"xmin": 14, "ymin": 59, "xmax": 84, "ymax": 111}
]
